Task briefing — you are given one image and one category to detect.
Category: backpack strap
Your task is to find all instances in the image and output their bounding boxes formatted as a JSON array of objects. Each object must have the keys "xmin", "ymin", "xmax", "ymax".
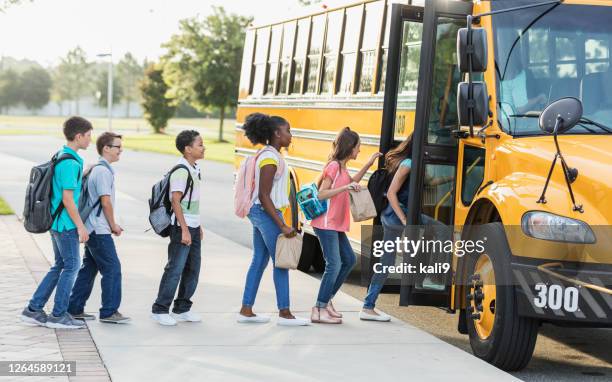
[
  {"xmin": 50, "ymin": 153, "xmax": 82, "ymax": 223},
  {"xmin": 166, "ymin": 164, "xmax": 195, "ymax": 220}
]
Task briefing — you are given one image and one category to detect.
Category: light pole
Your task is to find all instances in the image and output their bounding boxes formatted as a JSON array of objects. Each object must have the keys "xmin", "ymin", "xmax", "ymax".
[{"xmin": 97, "ymin": 53, "xmax": 113, "ymax": 131}]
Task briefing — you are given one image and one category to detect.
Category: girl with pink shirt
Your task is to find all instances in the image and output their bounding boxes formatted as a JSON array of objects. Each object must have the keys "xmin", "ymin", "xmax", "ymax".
[{"xmin": 310, "ymin": 127, "xmax": 381, "ymax": 324}]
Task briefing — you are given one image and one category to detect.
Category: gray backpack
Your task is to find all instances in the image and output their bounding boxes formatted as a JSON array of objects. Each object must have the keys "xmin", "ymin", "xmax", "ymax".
[
  {"xmin": 78, "ymin": 161, "xmax": 113, "ymax": 223},
  {"xmin": 148, "ymin": 164, "xmax": 193, "ymax": 237},
  {"xmin": 23, "ymin": 152, "xmax": 79, "ymax": 233}
]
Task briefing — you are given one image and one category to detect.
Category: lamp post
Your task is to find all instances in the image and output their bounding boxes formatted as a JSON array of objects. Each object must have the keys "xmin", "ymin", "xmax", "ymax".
[{"xmin": 97, "ymin": 53, "xmax": 113, "ymax": 131}]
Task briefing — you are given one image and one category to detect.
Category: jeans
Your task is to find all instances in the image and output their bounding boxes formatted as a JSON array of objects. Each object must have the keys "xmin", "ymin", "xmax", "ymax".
[
  {"xmin": 29, "ymin": 229, "xmax": 81, "ymax": 317},
  {"xmin": 363, "ymin": 207, "xmax": 453, "ymax": 309},
  {"xmin": 313, "ymin": 228, "xmax": 356, "ymax": 308},
  {"xmin": 241, "ymin": 204, "xmax": 290, "ymax": 310},
  {"xmin": 152, "ymin": 226, "xmax": 201, "ymax": 314},
  {"xmin": 68, "ymin": 233, "xmax": 122, "ymax": 319}
]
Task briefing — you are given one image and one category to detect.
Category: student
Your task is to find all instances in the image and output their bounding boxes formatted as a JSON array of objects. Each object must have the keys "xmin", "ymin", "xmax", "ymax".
[
  {"xmin": 20, "ymin": 116, "xmax": 93, "ymax": 329},
  {"xmin": 237, "ymin": 113, "xmax": 309, "ymax": 326},
  {"xmin": 310, "ymin": 127, "xmax": 381, "ymax": 324},
  {"xmin": 151, "ymin": 130, "xmax": 205, "ymax": 326},
  {"xmin": 67, "ymin": 132, "xmax": 130, "ymax": 324}
]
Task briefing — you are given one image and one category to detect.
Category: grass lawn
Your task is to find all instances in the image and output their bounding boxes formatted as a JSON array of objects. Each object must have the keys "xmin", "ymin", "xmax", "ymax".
[
  {"xmin": 122, "ymin": 134, "xmax": 234, "ymax": 164},
  {"xmin": 0, "ymin": 115, "xmax": 236, "ymax": 163},
  {"xmin": 0, "ymin": 197, "xmax": 13, "ymax": 215}
]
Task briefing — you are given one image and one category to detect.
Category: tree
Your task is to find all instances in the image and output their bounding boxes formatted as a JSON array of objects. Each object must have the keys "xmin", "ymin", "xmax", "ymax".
[
  {"xmin": 19, "ymin": 67, "xmax": 52, "ymax": 111},
  {"xmin": 139, "ymin": 64, "xmax": 175, "ymax": 133},
  {"xmin": 0, "ymin": 69, "xmax": 20, "ymax": 113},
  {"xmin": 117, "ymin": 53, "xmax": 144, "ymax": 117},
  {"xmin": 54, "ymin": 47, "xmax": 91, "ymax": 114},
  {"xmin": 162, "ymin": 7, "xmax": 251, "ymax": 142},
  {"xmin": 95, "ymin": 69, "xmax": 123, "ymax": 108}
]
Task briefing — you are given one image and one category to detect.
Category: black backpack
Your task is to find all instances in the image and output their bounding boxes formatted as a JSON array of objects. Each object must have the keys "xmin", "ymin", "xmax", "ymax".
[
  {"xmin": 367, "ymin": 168, "xmax": 393, "ymax": 216},
  {"xmin": 23, "ymin": 152, "xmax": 79, "ymax": 233},
  {"xmin": 148, "ymin": 164, "xmax": 194, "ymax": 237}
]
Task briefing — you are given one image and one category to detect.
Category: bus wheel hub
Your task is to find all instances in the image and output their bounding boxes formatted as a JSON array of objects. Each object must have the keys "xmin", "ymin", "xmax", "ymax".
[{"xmin": 469, "ymin": 254, "xmax": 496, "ymax": 340}]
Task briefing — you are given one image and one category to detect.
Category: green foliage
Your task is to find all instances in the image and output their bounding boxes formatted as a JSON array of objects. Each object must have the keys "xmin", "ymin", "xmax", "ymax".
[
  {"xmin": 0, "ymin": 0, "xmax": 31, "ymax": 12},
  {"xmin": 19, "ymin": 67, "xmax": 52, "ymax": 110},
  {"xmin": 95, "ymin": 70, "xmax": 123, "ymax": 108},
  {"xmin": 139, "ymin": 64, "xmax": 175, "ymax": 133},
  {"xmin": 53, "ymin": 46, "xmax": 92, "ymax": 114},
  {"xmin": 162, "ymin": 6, "xmax": 251, "ymax": 141},
  {"xmin": 0, "ymin": 69, "xmax": 20, "ymax": 112},
  {"xmin": 117, "ymin": 53, "xmax": 144, "ymax": 117}
]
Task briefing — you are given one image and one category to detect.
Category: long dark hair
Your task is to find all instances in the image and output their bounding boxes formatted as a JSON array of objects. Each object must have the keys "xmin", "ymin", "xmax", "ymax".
[
  {"xmin": 329, "ymin": 127, "xmax": 360, "ymax": 162},
  {"xmin": 243, "ymin": 113, "xmax": 289, "ymax": 145},
  {"xmin": 385, "ymin": 134, "xmax": 413, "ymax": 174}
]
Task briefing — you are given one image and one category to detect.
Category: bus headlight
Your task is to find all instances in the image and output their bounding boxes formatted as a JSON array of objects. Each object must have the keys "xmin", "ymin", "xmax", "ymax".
[{"xmin": 521, "ymin": 211, "xmax": 596, "ymax": 244}]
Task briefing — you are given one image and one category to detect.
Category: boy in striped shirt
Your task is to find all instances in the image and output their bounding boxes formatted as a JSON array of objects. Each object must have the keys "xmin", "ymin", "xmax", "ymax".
[{"xmin": 151, "ymin": 130, "xmax": 205, "ymax": 326}]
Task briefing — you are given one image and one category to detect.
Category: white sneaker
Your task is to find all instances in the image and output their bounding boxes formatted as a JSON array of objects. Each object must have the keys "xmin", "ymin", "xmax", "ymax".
[
  {"xmin": 151, "ymin": 313, "xmax": 177, "ymax": 326},
  {"xmin": 359, "ymin": 310, "xmax": 391, "ymax": 322},
  {"xmin": 172, "ymin": 311, "xmax": 202, "ymax": 322},
  {"xmin": 237, "ymin": 314, "xmax": 271, "ymax": 323},
  {"xmin": 277, "ymin": 316, "xmax": 310, "ymax": 326}
]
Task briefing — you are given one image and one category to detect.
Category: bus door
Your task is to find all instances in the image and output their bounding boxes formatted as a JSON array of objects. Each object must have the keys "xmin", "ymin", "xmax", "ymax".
[{"xmin": 380, "ymin": 0, "xmax": 472, "ymax": 307}]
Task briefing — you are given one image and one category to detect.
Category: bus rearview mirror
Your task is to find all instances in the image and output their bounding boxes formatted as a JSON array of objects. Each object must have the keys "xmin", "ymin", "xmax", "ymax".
[
  {"xmin": 457, "ymin": 82, "xmax": 489, "ymax": 127},
  {"xmin": 539, "ymin": 97, "xmax": 583, "ymax": 134},
  {"xmin": 457, "ymin": 27, "xmax": 488, "ymax": 73}
]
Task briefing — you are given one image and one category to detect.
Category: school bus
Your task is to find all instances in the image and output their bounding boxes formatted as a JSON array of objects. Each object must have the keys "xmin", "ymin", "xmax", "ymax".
[{"xmin": 235, "ymin": 0, "xmax": 612, "ymax": 371}]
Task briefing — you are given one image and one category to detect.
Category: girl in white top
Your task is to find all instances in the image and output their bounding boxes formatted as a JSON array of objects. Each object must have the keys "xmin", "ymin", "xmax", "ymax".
[{"xmin": 238, "ymin": 113, "xmax": 309, "ymax": 326}]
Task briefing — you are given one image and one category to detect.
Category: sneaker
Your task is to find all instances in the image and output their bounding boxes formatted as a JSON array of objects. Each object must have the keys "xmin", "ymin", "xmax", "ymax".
[
  {"xmin": 277, "ymin": 316, "xmax": 310, "ymax": 326},
  {"xmin": 311, "ymin": 307, "xmax": 342, "ymax": 324},
  {"xmin": 20, "ymin": 307, "xmax": 47, "ymax": 326},
  {"xmin": 72, "ymin": 312, "xmax": 96, "ymax": 321},
  {"xmin": 46, "ymin": 313, "xmax": 86, "ymax": 329},
  {"xmin": 171, "ymin": 311, "xmax": 202, "ymax": 322},
  {"xmin": 237, "ymin": 314, "xmax": 271, "ymax": 324},
  {"xmin": 151, "ymin": 313, "xmax": 177, "ymax": 326},
  {"xmin": 359, "ymin": 309, "xmax": 391, "ymax": 322},
  {"xmin": 100, "ymin": 312, "xmax": 131, "ymax": 324}
]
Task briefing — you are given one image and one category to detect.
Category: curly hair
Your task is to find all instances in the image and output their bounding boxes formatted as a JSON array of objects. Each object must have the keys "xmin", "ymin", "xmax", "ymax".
[
  {"xmin": 175, "ymin": 130, "xmax": 200, "ymax": 153},
  {"xmin": 243, "ymin": 113, "xmax": 288, "ymax": 145}
]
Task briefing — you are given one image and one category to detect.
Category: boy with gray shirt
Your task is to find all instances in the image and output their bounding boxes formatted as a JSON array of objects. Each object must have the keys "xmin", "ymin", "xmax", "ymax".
[{"xmin": 68, "ymin": 132, "xmax": 130, "ymax": 324}]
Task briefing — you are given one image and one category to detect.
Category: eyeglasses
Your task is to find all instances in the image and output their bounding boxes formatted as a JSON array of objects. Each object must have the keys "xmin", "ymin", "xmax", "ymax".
[{"xmin": 107, "ymin": 145, "xmax": 122, "ymax": 149}]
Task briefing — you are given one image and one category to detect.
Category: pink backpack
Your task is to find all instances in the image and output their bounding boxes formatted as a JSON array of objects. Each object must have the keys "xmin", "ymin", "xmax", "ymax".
[{"xmin": 234, "ymin": 147, "xmax": 286, "ymax": 218}]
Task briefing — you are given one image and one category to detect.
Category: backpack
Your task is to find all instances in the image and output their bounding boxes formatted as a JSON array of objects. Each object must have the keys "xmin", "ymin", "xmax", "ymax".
[
  {"xmin": 23, "ymin": 152, "xmax": 79, "ymax": 234},
  {"xmin": 148, "ymin": 164, "xmax": 194, "ymax": 237},
  {"xmin": 234, "ymin": 147, "xmax": 285, "ymax": 218},
  {"xmin": 296, "ymin": 183, "xmax": 327, "ymax": 221},
  {"xmin": 367, "ymin": 168, "xmax": 393, "ymax": 216},
  {"xmin": 78, "ymin": 161, "xmax": 113, "ymax": 223}
]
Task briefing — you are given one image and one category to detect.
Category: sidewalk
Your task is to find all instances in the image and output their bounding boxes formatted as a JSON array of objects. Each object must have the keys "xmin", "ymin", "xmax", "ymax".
[
  {"xmin": 0, "ymin": 216, "xmax": 110, "ymax": 382},
  {"xmin": 0, "ymin": 215, "xmax": 520, "ymax": 382}
]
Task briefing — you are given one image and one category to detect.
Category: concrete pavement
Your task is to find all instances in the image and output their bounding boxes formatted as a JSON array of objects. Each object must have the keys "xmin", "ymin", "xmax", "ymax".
[{"xmin": 0, "ymin": 140, "xmax": 519, "ymax": 382}]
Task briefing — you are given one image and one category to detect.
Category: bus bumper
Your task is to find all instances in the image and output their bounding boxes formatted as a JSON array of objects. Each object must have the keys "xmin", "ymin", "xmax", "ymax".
[{"xmin": 511, "ymin": 258, "xmax": 612, "ymax": 326}]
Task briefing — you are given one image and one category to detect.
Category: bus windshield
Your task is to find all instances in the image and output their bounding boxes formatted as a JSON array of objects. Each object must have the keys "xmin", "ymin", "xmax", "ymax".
[{"xmin": 492, "ymin": 1, "xmax": 612, "ymax": 136}]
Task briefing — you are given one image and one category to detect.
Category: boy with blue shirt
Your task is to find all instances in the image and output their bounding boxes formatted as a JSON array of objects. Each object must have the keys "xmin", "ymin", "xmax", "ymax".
[
  {"xmin": 68, "ymin": 132, "xmax": 130, "ymax": 324},
  {"xmin": 20, "ymin": 116, "xmax": 93, "ymax": 329}
]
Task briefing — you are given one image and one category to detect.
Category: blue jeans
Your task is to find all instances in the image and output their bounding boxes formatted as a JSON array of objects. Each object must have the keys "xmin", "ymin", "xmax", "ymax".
[
  {"xmin": 29, "ymin": 229, "xmax": 81, "ymax": 317},
  {"xmin": 68, "ymin": 233, "xmax": 122, "ymax": 319},
  {"xmin": 152, "ymin": 226, "xmax": 202, "ymax": 314},
  {"xmin": 363, "ymin": 205, "xmax": 405, "ymax": 309},
  {"xmin": 241, "ymin": 204, "xmax": 290, "ymax": 310},
  {"xmin": 313, "ymin": 228, "xmax": 356, "ymax": 308}
]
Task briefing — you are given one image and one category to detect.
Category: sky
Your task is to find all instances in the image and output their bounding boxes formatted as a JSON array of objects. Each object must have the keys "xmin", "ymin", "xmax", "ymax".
[{"xmin": 0, "ymin": 0, "xmax": 313, "ymax": 67}]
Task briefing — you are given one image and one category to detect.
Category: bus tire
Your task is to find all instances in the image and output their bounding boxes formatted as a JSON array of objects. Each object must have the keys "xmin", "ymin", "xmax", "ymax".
[{"xmin": 465, "ymin": 223, "xmax": 539, "ymax": 371}]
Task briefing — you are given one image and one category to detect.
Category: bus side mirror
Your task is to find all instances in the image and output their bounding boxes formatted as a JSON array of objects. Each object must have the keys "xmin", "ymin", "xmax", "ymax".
[
  {"xmin": 457, "ymin": 82, "xmax": 489, "ymax": 126},
  {"xmin": 457, "ymin": 27, "xmax": 488, "ymax": 73}
]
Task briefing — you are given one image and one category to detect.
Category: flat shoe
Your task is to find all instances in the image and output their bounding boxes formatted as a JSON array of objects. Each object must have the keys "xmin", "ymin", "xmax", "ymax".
[{"xmin": 237, "ymin": 314, "xmax": 270, "ymax": 323}]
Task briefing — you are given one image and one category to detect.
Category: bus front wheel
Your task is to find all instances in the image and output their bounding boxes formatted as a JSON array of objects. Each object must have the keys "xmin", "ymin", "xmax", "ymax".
[{"xmin": 465, "ymin": 223, "xmax": 539, "ymax": 371}]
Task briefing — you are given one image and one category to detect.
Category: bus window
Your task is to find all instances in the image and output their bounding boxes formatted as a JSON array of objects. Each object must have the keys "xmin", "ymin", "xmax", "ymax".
[
  {"xmin": 461, "ymin": 146, "xmax": 485, "ymax": 206},
  {"xmin": 252, "ymin": 27, "xmax": 271, "ymax": 96},
  {"xmin": 528, "ymin": 29, "xmax": 549, "ymax": 78},
  {"xmin": 266, "ymin": 25, "xmax": 283, "ymax": 95},
  {"xmin": 339, "ymin": 6, "xmax": 363, "ymax": 94},
  {"xmin": 321, "ymin": 10, "xmax": 343, "ymax": 94},
  {"xmin": 240, "ymin": 29, "xmax": 255, "ymax": 97},
  {"xmin": 358, "ymin": 1, "xmax": 384, "ymax": 93},
  {"xmin": 585, "ymin": 38, "xmax": 609, "ymax": 74},
  {"xmin": 555, "ymin": 36, "xmax": 578, "ymax": 78},
  {"xmin": 306, "ymin": 15, "xmax": 325, "ymax": 94},
  {"xmin": 398, "ymin": 21, "xmax": 422, "ymax": 95},
  {"xmin": 279, "ymin": 22, "xmax": 296, "ymax": 95},
  {"xmin": 292, "ymin": 18, "xmax": 311, "ymax": 94}
]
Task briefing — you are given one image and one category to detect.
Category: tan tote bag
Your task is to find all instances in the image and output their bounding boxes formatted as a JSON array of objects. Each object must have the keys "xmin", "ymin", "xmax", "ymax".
[
  {"xmin": 275, "ymin": 233, "xmax": 303, "ymax": 269},
  {"xmin": 349, "ymin": 189, "xmax": 378, "ymax": 222}
]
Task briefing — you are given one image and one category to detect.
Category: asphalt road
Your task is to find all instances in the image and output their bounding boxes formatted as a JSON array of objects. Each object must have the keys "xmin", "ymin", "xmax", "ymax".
[{"xmin": 0, "ymin": 134, "xmax": 610, "ymax": 381}]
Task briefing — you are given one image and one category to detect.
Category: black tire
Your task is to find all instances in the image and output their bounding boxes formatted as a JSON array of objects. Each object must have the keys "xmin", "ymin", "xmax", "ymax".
[
  {"xmin": 465, "ymin": 223, "xmax": 539, "ymax": 371},
  {"xmin": 289, "ymin": 179, "xmax": 299, "ymax": 229},
  {"xmin": 298, "ymin": 233, "xmax": 317, "ymax": 272}
]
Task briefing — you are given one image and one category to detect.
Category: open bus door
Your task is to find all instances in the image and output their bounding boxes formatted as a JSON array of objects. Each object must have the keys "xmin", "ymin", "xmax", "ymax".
[{"xmin": 379, "ymin": 0, "xmax": 473, "ymax": 308}]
